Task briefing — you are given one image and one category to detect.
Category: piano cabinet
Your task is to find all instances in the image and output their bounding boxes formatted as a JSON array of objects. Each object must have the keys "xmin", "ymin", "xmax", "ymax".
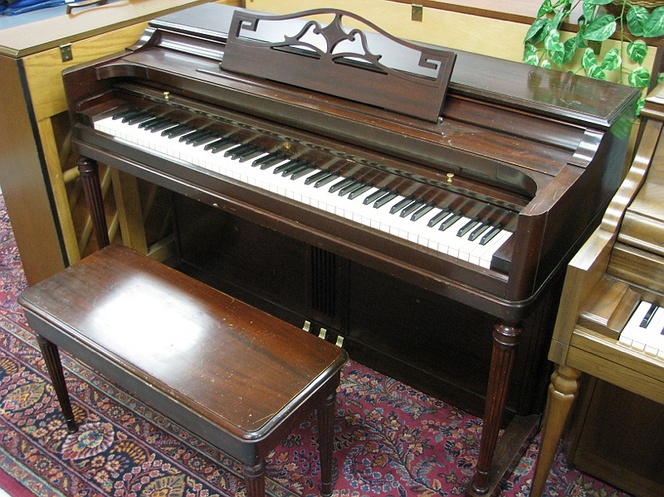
[
  {"xmin": 566, "ymin": 378, "xmax": 664, "ymax": 497},
  {"xmin": 530, "ymin": 82, "xmax": 664, "ymax": 497},
  {"xmin": 0, "ymin": 0, "xmax": 239, "ymax": 286}
]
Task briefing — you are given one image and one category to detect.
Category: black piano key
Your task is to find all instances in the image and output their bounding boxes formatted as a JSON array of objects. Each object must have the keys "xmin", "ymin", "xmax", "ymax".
[
  {"xmin": 147, "ymin": 119, "xmax": 178, "ymax": 133},
  {"xmin": 439, "ymin": 211, "xmax": 462, "ymax": 231},
  {"xmin": 305, "ymin": 170, "xmax": 332, "ymax": 185},
  {"xmin": 253, "ymin": 152, "xmax": 285, "ymax": 167},
  {"xmin": 182, "ymin": 129, "xmax": 213, "ymax": 144},
  {"xmin": 329, "ymin": 177, "xmax": 356, "ymax": 194},
  {"xmin": 373, "ymin": 192, "xmax": 398, "ymax": 209},
  {"xmin": 118, "ymin": 109, "xmax": 148, "ymax": 123},
  {"xmin": 314, "ymin": 173, "xmax": 340, "ymax": 188},
  {"xmin": 224, "ymin": 143, "xmax": 252, "ymax": 158},
  {"xmin": 272, "ymin": 159, "xmax": 299, "ymax": 174},
  {"xmin": 640, "ymin": 302, "xmax": 659, "ymax": 328},
  {"xmin": 112, "ymin": 108, "xmax": 139, "ymax": 120},
  {"xmin": 125, "ymin": 112, "xmax": 154, "ymax": 125},
  {"xmin": 338, "ymin": 179, "xmax": 363, "ymax": 196},
  {"xmin": 399, "ymin": 199, "xmax": 425, "ymax": 218},
  {"xmin": 162, "ymin": 124, "xmax": 195, "ymax": 138},
  {"xmin": 363, "ymin": 187, "xmax": 388, "ymax": 205},
  {"xmin": 348, "ymin": 183, "xmax": 374, "ymax": 200},
  {"xmin": 457, "ymin": 217, "xmax": 479, "ymax": 237},
  {"xmin": 204, "ymin": 137, "xmax": 233, "ymax": 152},
  {"xmin": 191, "ymin": 132, "xmax": 219, "ymax": 146},
  {"xmin": 468, "ymin": 222, "xmax": 491, "ymax": 241},
  {"xmin": 258, "ymin": 154, "xmax": 288, "ymax": 169},
  {"xmin": 138, "ymin": 116, "xmax": 167, "ymax": 129},
  {"xmin": 279, "ymin": 160, "xmax": 306, "ymax": 175},
  {"xmin": 480, "ymin": 225, "xmax": 502, "ymax": 245},
  {"xmin": 410, "ymin": 203, "xmax": 434, "ymax": 221},
  {"xmin": 389, "ymin": 197, "xmax": 414, "ymax": 214},
  {"xmin": 289, "ymin": 165, "xmax": 316, "ymax": 180},
  {"xmin": 427, "ymin": 207, "xmax": 451, "ymax": 228},
  {"xmin": 238, "ymin": 148, "xmax": 266, "ymax": 163}
]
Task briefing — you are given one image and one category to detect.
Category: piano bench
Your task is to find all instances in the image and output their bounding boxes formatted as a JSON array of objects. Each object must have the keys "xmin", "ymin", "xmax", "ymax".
[{"xmin": 18, "ymin": 244, "xmax": 348, "ymax": 497}]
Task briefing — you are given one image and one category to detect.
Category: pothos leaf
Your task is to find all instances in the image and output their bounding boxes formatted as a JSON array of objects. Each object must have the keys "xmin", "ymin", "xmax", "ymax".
[
  {"xmin": 643, "ymin": 7, "xmax": 664, "ymax": 38},
  {"xmin": 583, "ymin": 14, "xmax": 617, "ymax": 42},
  {"xmin": 626, "ymin": 6, "xmax": 650, "ymax": 37},
  {"xmin": 600, "ymin": 48, "xmax": 621, "ymax": 71},
  {"xmin": 627, "ymin": 39, "xmax": 648, "ymax": 65},
  {"xmin": 628, "ymin": 67, "xmax": 651, "ymax": 88}
]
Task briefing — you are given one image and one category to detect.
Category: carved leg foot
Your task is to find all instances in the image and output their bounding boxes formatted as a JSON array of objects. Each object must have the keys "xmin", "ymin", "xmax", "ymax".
[
  {"xmin": 529, "ymin": 364, "xmax": 581, "ymax": 497},
  {"xmin": 36, "ymin": 335, "xmax": 77, "ymax": 433},
  {"xmin": 242, "ymin": 461, "xmax": 265, "ymax": 497}
]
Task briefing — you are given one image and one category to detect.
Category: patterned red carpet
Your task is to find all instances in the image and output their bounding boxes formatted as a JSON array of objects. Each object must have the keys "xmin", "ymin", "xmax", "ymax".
[{"xmin": 0, "ymin": 196, "xmax": 630, "ymax": 496}]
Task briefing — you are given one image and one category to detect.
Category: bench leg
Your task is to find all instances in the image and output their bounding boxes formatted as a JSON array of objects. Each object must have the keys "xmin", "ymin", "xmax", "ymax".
[
  {"xmin": 242, "ymin": 462, "xmax": 265, "ymax": 497},
  {"xmin": 319, "ymin": 386, "xmax": 337, "ymax": 497},
  {"xmin": 36, "ymin": 335, "xmax": 78, "ymax": 433}
]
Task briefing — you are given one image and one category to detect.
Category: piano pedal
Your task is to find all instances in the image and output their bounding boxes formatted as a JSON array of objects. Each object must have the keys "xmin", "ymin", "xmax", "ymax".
[{"xmin": 302, "ymin": 320, "xmax": 345, "ymax": 348}]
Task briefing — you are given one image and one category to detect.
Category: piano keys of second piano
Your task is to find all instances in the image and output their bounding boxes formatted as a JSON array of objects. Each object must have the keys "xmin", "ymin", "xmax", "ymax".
[{"xmin": 619, "ymin": 300, "xmax": 664, "ymax": 359}]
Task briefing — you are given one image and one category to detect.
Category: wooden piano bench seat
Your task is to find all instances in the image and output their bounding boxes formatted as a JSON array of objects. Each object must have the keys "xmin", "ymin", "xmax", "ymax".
[{"xmin": 18, "ymin": 244, "xmax": 348, "ymax": 497}]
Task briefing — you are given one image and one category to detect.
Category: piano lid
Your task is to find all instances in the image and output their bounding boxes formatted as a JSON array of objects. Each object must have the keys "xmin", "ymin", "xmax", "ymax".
[{"xmin": 149, "ymin": 4, "xmax": 638, "ymax": 129}]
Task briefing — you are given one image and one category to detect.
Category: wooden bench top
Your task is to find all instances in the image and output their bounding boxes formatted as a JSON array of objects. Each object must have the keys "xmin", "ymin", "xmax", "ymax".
[{"xmin": 19, "ymin": 244, "xmax": 348, "ymax": 444}]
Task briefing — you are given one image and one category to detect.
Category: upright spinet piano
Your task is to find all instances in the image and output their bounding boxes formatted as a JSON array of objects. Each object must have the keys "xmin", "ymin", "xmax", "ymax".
[
  {"xmin": 61, "ymin": 4, "xmax": 639, "ymax": 495},
  {"xmin": 530, "ymin": 83, "xmax": 664, "ymax": 496}
]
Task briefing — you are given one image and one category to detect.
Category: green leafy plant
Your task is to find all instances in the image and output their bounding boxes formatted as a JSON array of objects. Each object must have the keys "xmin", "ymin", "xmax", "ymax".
[{"xmin": 523, "ymin": 0, "xmax": 664, "ymax": 113}]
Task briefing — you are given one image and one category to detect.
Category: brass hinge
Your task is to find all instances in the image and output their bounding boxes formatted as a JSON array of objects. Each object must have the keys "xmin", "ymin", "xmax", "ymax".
[
  {"xmin": 60, "ymin": 44, "xmax": 73, "ymax": 62},
  {"xmin": 412, "ymin": 4, "xmax": 423, "ymax": 22}
]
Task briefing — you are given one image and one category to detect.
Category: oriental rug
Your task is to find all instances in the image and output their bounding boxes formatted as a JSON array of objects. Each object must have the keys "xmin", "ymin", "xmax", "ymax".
[{"xmin": 0, "ymin": 195, "xmax": 630, "ymax": 496}]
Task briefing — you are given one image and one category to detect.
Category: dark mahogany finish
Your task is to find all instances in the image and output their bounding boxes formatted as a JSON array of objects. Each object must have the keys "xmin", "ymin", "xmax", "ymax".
[
  {"xmin": 61, "ymin": 4, "xmax": 639, "ymax": 495},
  {"xmin": 19, "ymin": 244, "xmax": 347, "ymax": 497}
]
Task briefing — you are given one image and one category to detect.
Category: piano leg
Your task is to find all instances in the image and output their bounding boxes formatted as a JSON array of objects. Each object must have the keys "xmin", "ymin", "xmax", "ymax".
[
  {"xmin": 78, "ymin": 157, "xmax": 110, "ymax": 248},
  {"xmin": 529, "ymin": 364, "xmax": 581, "ymax": 497},
  {"xmin": 468, "ymin": 320, "xmax": 523, "ymax": 496}
]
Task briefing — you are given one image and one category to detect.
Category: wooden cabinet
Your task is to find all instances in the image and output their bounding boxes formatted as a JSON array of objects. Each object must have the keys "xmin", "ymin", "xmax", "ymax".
[
  {"xmin": 566, "ymin": 378, "xmax": 664, "ymax": 497},
  {"xmin": 0, "ymin": 0, "xmax": 239, "ymax": 285}
]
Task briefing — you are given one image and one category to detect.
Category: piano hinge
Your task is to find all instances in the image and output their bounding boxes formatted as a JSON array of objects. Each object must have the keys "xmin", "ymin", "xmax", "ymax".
[
  {"xmin": 60, "ymin": 44, "xmax": 73, "ymax": 63},
  {"xmin": 412, "ymin": 5, "xmax": 423, "ymax": 22}
]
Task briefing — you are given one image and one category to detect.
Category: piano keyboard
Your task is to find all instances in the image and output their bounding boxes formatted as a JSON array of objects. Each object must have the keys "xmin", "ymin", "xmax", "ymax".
[
  {"xmin": 94, "ymin": 108, "xmax": 515, "ymax": 269},
  {"xmin": 619, "ymin": 300, "xmax": 664, "ymax": 359}
]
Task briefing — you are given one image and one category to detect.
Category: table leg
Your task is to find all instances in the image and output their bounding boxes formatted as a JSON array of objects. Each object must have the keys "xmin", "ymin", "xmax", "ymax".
[
  {"xmin": 529, "ymin": 364, "xmax": 581, "ymax": 497},
  {"xmin": 36, "ymin": 335, "xmax": 78, "ymax": 433},
  {"xmin": 318, "ymin": 381, "xmax": 338, "ymax": 496},
  {"xmin": 243, "ymin": 461, "xmax": 265, "ymax": 497}
]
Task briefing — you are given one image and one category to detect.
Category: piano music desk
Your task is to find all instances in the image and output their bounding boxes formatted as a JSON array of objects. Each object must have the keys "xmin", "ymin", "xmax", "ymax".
[{"xmin": 19, "ymin": 244, "xmax": 348, "ymax": 497}]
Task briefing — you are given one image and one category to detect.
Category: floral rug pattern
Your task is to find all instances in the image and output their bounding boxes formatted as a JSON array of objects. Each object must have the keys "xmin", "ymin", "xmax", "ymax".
[{"xmin": 0, "ymin": 196, "xmax": 631, "ymax": 496}]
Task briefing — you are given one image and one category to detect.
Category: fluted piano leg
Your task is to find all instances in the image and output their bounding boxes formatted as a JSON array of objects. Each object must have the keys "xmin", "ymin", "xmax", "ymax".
[
  {"xmin": 78, "ymin": 156, "xmax": 110, "ymax": 248},
  {"xmin": 529, "ymin": 364, "xmax": 581, "ymax": 497},
  {"xmin": 468, "ymin": 320, "xmax": 522, "ymax": 495}
]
